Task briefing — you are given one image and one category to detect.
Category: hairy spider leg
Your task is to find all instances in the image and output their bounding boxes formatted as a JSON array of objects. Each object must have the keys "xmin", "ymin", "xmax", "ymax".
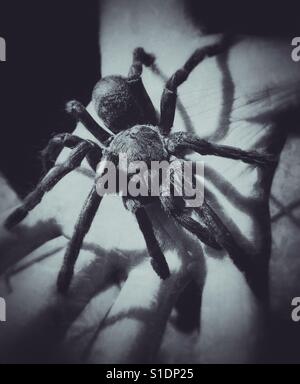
[
  {"xmin": 159, "ymin": 163, "xmax": 220, "ymax": 249},
  {"xmin": 41, "ymin": 133, "xmax": 82, "ymax": 172},
  {"xmin": 159, "ymin": 34, "xmax": 232, "ymax": 135},
  {"xmin": 126, "ymin": 47, "xmax": 159, "ymax": 127},
  {"xmin": 161, "ymin": 172, "xmax": 267, "ymax": 300},
  {"xmin": 159, "ymin": 194, "xmax": 221, "ymax": 250},
  {"xmin": 166, "ymin": 132, "xmax": 277, "ymax": 166},
  {"xmin": 41, "ymin": 133, "xmax": 102, "ymax": 173},
  {"xmin": 177, "ymin": 160, "xmax": 252, "ymax": 265},
  {"xmin": 127, "ymin": 47, "xmax": 156, "ymax": 81},
  {"xmin": 194, "ymin": 200, "xmax": 249, "ymax": 267},
  {"xmin": 41, "ymin": 133, "xmax": 101, "ymax": 173},
  {"xmin": 66, "ymin": 100, "xmax": 115, "ymax": 142},
  {"xmin": 4, "ymin": 141, "xmax": 101, "ymax": 230},
  {"xmin": 166, "ymin": 168, "xmax": 267, "ymax": 298},
  {"xmin": 57, "ymin": 185, "xmax": 103, "ymax": 293},
  {"xmin": 135, "ymin": 207, "xmax": 170, "ymax": 279}
]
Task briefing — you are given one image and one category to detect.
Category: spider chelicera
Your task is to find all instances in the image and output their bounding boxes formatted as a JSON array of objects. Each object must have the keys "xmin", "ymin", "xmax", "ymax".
[{"xmin": 4, "ymin": 35, "xmax": 276, "ymax": 294}]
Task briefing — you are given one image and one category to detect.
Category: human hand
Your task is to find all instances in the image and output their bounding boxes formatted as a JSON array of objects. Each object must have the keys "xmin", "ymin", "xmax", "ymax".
[{"xmin": 1, "ymin": 1, "xmax": 300, "ymax": 364}]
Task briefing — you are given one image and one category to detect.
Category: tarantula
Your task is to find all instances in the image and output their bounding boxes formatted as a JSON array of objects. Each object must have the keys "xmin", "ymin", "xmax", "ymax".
[{"xmin": 4, "ymin": 35, "xmax": 276, "ymax": 294}]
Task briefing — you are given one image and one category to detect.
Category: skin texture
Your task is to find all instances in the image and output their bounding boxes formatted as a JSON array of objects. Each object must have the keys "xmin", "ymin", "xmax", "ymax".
[{"xmin": 0, "ymin": 0, "xmax": 300, "ymax": 364}]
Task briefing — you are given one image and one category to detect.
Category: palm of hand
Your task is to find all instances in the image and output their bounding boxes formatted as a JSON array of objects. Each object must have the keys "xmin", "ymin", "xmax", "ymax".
[{"xmin": 0, "ymin": 35, "xmax": 299, "ymax": 364}]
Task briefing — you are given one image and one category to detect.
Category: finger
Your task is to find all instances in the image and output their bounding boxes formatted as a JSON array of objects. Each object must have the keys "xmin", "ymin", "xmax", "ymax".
[
  {"xmin": 0, "ymin": 206, "xmax": 61, "ymax": 274},
  {"xmin": 85, "ymin": 205, "xmax": 204, "ymax": 364},
  {"xmin": 0, "ymin": 238, "xmax": 122, "ymax": 363},
  {"xmin": 85, "ymin": 256, "xmax": 200, "ymax": 364},
  {"xmin": 195, "ymin": 254, "xmax": 268, "ymax": 364},
  {"xmin": 0, "ymin": 173, "xmax": 61, "ymax": 273},
  {"xmin": 56, "ymin": 283, "xmax": 120, "ymax": 364}
]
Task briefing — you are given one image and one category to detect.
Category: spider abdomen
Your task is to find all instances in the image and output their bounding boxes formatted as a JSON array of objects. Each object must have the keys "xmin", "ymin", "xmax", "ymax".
[{"xmin": 92, "ymin": 76, "xmax": 157, "ymax": 134}]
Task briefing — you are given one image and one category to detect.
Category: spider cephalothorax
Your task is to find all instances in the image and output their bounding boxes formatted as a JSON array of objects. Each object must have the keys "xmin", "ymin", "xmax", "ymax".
[
  {"xmin": 4, "ymin": 35, "xmax": 277, "ymax": 295},
  {"xmin": 106, "ymin": 125, "xmax": 168, "ymax": 165}
]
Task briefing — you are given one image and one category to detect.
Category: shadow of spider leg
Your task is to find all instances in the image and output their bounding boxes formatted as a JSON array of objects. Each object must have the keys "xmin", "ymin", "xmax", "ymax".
[
  {"xmin": 4, "ymin": 244, "xmax": 65, "ymax": 293},
  {"xmin": 4, "ymin": 140, "xmax": 102, "ymax": 230},
  {"xmin": 194, "ymin": 200, "xmax": 268, "ymax": 301}
]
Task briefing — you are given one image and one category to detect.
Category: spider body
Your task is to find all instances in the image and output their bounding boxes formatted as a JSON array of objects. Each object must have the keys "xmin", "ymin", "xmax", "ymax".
[
  {"xmin": 106, "ymin": 125, "xmax": 168, "ymax": 164},
  {"xmin": 5, "ymin": 37, "xmax": 277, "ymax": 297},
  {"xmin": 92, "ymin": 74, "xmax": 157, "ymax": 133}
]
